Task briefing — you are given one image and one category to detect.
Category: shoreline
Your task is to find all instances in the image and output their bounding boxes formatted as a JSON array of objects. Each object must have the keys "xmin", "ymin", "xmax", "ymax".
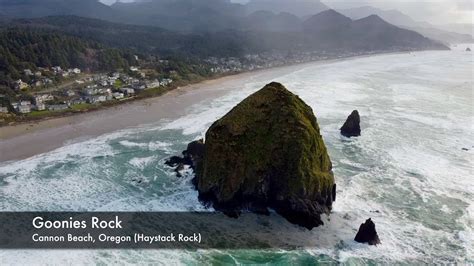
[
  {"xmin": 0, "ymin": 50, "xmax": 412, "ymax": 130},
  {"xmin": 0, "ymin": 50, "xmax": 421, "ymax": 162}
]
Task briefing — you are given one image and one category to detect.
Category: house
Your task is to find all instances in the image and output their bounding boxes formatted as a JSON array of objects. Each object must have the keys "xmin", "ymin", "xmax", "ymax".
[
  {"xmin": 64, "ymin": 90, "xmax": 76, "ymax": 97},
  {"xmin": 71, "ymin": 98, "xmax": 86, "ymax": 105},
  {"xmin": 14, "ymin": 80, "xmax": 29, "ymax": 90},
  {"xmin": 32, "ymin": 80, "xmax": 43, "ymax": 88},
  {"xmin": 52, "ymin": 66, "xmax": 62, "ymax": 73},
  {"xmin": 84, "ymin": 88, "xmax": 98, "ymax": 96},
  {"xmin": 34, "ymin": 71, "xmax": 42, "ymax": 77},
  {"xmin": 42, "ymin": 78, "xmax": 53, "ymax": 85},
  {"xmin": 34, "ymin": 94, "xmax": 54, "ymax": 104},
  {"xmin": 35, "ymin": 103, "xmax": 46, "ymax": 111},
  {"xmin": 47, "ymin": 104, "xmax": 69, "ymax": 111},
  {"xmin": 130, "ymin": 66, "xmax": 139, "ymax": 72},
  {"xmin": 160, "ymin": 78, "xmax": 173, "ymax": 86},
  {"xmin": 17, "ymin": 105, "xmax": 31, "ymax": 114},
  {"xmin": 20, "ymin": 101, "xmax": 31, "ymax": 106},
  {"xmin": 68, "ymin": 68, "xmax": 81, "ymax": 74},
  {"xmin": 133, "ymin": 83, "xmax": 147, "ymax": 91},
  {"xmin": 146, "ymin": 80, "xmax": 161, "ymax": 88},
  {"xmin": 0, "ymin": 106, "xmax": 8, "ymax": 113},
  {"xmin": 24, "ymin": 69, "xmax": 33, "ymax": 76},
  {"xmin": 120, "ymin": 88, "xmax": 135, "ymax": 96},
  {"xmin": 86, "ymin": 95, "xmax": 107, "ymax": 104},
  {"xmin": 75, "ymin": 80, "xmax": 85, "ymax": 84},
  {"xmin": 97, "ymin": 95, "xmax": 107, "ymax": 102},
  {"xmin": 112, "ymin": 92, "xmax": 124, "ymax": 99}
]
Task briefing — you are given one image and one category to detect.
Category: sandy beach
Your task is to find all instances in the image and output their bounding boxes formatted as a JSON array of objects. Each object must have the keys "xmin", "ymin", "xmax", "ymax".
[{"xmin": 0, "ymin": 60, "xmax": 329, "ymax": 162}]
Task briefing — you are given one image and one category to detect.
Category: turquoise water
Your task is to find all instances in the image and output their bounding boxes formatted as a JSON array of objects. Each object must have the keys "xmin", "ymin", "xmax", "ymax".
[{"xmin": 0, "ymin": 47, "xmax": 473, "ymax": 264}]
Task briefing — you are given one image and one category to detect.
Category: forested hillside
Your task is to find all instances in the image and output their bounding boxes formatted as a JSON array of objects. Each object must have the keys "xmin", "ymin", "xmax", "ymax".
[{"xmin": 0, "ymin": 28, "xmax": 137, "ymax": 86}]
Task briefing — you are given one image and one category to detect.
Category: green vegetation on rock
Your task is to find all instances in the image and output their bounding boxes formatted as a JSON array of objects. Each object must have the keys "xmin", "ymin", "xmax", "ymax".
[{"xmin": 195, "ymin": 82, "xmax": 336, "ymax": 229}]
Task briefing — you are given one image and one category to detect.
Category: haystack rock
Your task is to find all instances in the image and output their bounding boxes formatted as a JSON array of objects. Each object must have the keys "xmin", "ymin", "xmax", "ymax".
[
  {"xmin": 354, "ymin": 218, "xmax": 381, "ymax": 245},
  {"xmin": 193, "ymin": 82, "xmax": 336, "ymax": 229},
  {"xmin": 340, "ymin": 110, "xmax": 361, "ymax": 137}
]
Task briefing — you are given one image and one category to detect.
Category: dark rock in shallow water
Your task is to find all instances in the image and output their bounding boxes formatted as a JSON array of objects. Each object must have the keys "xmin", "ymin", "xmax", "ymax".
[
  {"xmin": 354, "ymin": 218, "xmax": 381, "ymax": 245},
  {"xmin": 165, "ymin": 139, "xmax": 205, "ymax": 176},
  {"xmin": 462, "ymin": 148, "xmax": 469, "ymax": 151},
  {"xmin": 467, "ymin": 47, "xmax": 471, "ymax": 52},
  {"xmin": 341, "ymin": 110, "xmax": 361, "ymax": 137},
  {"xmin": 165, "ymin": 156, "xmax": 186, "ymax": 167},
  {"xmin": 194, "ymin": 82, "xmax": 336, "ymax": 229}
]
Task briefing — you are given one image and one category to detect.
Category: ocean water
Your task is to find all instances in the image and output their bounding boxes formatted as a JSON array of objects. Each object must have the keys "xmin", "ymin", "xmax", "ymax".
[{"xmin": 1, "ymin": 47, "xmax": 473, "ymax": 264}]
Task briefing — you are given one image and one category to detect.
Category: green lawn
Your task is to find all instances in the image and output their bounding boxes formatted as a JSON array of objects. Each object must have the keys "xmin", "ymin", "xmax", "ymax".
[
  {"xmin": 70, "ymin": 103, "xmax": 92, "ymax": 111},
  {"xmin": 26, "ymin": 110, "xmax": 54, "ymax": 118},
  {"xmin": 114, "ymin": 79, "xmax": 123, "ymax": 89}
]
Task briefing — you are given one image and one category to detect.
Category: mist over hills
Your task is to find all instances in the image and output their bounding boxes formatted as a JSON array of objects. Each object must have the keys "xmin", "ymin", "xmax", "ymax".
[
  {"xmin": 0, "ymin": 0, "xmax": 468, "ymax": 45},
  {"xmin": 245, "ymin": 0, "xmax": 328, "ymax": 17},
  {"xmin": 337, "ymin": 6, "xmax": 473, "ymax": 44},
  {"xmin": 0, "ymin": 0, "xmax": 449, "ymax": 59}
]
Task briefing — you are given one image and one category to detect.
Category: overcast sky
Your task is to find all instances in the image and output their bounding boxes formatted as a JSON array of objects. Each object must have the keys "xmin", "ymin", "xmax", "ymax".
[{"xmin": 99, "ymin": 0, "xmax": 473, "ymax": 24}]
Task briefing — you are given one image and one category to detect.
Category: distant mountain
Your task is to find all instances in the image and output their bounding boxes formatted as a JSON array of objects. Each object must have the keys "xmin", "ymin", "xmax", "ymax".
[
  {"xmin": 6, "ymin": 13, "xmax": 448, "ymax": 59},
  {"xmin": 409, "ymin": 26, "xmax": 473, "ymax": 45},
  {"xmin": 337, "ymin": 6, "xmax": 473, "ymax": 44},
  {"xmin": 245, "ymin": 0, "xmax": 328, "ymax": 17},
  {"xmin": 302, "ymin": 11, "xmax": 448, "ymax": 51},
  {"xmin": 338, "ymin": 6, "xmax": 420, "ymax": 27},
  {"xmin": 437, "ymin": 23, "xmax": 473, "ymax": 36},
  {"xmin": 110, "ymin": 0, "xmax": 245, "ymax": 32},
  {"xmin": 0, "ymin": 0, "xmax": 116, "ymax": 20},
  {"xmin": 303, "ymin": 9, "xmax": 351, "ymax": 33},
  {"xmin": 243, "ymin": 11, "xmax": 302, "ymax": 32}
]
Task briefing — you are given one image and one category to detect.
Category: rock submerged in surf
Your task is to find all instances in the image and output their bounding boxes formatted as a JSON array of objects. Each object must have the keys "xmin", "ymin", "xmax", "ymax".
[
  {"xmin": 354, "ymin": 218, "xmax": 381, "ymax": 245},
  {"xmin": 165, "ymin": 139, "xmax": 205, "ymax": 177},
  {"xmin": 340, "ymin": 110, "xmax": 361, "ymax": 138},
  {"xmin": 191, "ymin": 82, "xmax": 336, "ymax": 229}
]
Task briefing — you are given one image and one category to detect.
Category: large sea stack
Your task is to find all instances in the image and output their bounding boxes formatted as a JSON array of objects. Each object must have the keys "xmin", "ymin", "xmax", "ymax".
[{"xmin": 193, "ymin": 82, "xmax": 336, "ymax": 229}]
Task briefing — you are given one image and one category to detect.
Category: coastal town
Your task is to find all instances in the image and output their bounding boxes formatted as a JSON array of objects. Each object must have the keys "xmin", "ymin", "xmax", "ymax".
[
  {"xmin": 0, "ymin": 49, "xmax": 381, "ymax": 124},
  {"xmin": 0, "ymin": 63, "xmax": 174, "ymax": 119}
]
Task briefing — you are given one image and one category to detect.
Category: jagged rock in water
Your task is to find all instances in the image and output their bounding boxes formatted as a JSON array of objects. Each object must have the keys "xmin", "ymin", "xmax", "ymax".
[
  {"xmin": 194, "ymin": 82, "xmax": 336, "ymax": 229},
  {"xmin": 467, "ymin": 47, "xmax": 471, "ymax": 52},
  {"xmin": 165, "ymin": 139, "xmax": 205, "ymax": 176},
  {"xmin": 340, "ymin": 110, "xmax": 361, "ymax": 137},
  {"xmin": 354, "ymin": 218, "xmax": 381, "ymax": 245}
]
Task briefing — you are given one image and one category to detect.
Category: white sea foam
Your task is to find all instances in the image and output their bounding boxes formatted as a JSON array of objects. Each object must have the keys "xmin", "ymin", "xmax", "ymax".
[{"xmin": 0, "ymin": 50, "xmax": 472, "ymax": 264}]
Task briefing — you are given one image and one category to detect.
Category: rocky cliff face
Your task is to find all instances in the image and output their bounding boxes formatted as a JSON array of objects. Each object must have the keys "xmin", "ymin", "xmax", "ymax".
[{"xmin": 194, "ymin": 82, "xmax": 336, "ymax": 229}]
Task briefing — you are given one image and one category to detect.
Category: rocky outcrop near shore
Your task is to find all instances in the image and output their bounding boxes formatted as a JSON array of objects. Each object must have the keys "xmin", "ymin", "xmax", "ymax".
[
  {"xmin": 165, "ymin": 140, "xmax": 205, "ymax": 177},
  {"xmin": 189, "ymin": 82, "xmax": 336, "ymax": 229},
  {"xmin": 340, "ymin": 110, "xmax": 361, "ymax": 137},
  {"xmin": 354, "ymin": 218, "xmax": 381, "ymax": 245}
]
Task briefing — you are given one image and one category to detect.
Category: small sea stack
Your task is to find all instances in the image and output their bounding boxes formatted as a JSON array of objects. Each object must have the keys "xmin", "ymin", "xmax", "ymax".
[
  {"xmin": 340, "ymin": 110, "xmax": 361, "ymax": 137},
  {"xmin": 354, "ymin": 218, "xmax": 381, "ymax": 245},
  {"xmin": 466, "ymin": 47, "xmax": 471, "ymax": 52}
]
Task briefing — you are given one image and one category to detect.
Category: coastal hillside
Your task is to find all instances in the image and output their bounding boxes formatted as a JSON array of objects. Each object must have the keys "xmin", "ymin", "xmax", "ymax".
[
  {"xmin": 7, "ymin": 12, "xmax": 448, "ymax": 57},
  {"xmin": 0, "ymin": 28, "xmax": 137, "ymax": 87}
]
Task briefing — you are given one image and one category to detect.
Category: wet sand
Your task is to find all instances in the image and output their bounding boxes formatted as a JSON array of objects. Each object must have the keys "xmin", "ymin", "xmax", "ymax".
[
  {"xmin": 0, "ymin": 60, "xmax": 324, "ymax": 162},
  {"xmin": 0, "ymin": 53, "xmax": 407, "ymax": 163}
]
